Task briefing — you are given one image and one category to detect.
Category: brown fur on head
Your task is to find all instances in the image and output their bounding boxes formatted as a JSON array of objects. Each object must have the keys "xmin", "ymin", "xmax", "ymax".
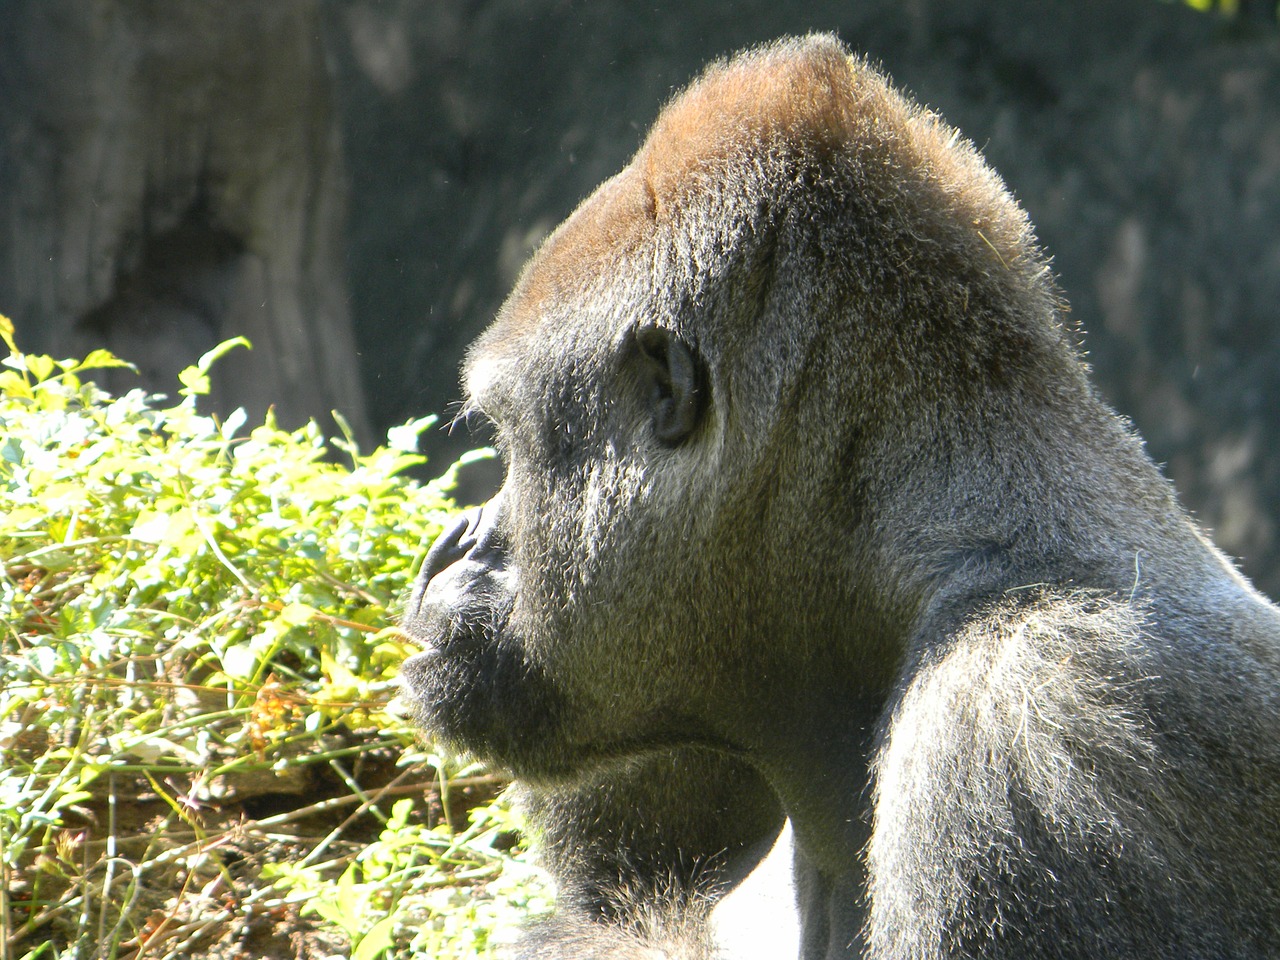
[
  {"xmin": 641, "ymin": 36, "xmax": 860, "ymax": 212},
  {"xmin": 476, "ymin": 33, "xmax": 1061, "ymax": 421},
  {"xmin": 640, "ymin": 35, "xmax": 1026, "ymax": 261}
]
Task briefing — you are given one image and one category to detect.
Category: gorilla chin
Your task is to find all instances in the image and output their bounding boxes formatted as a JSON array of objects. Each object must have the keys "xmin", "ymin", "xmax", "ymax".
[{"xmin": 399, "ymin": 499, "xmax": 668, "ymax": 781}]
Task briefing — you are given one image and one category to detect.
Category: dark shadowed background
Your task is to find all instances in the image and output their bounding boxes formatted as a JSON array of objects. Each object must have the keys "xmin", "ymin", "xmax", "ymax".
[{"xmin": 2, "ymin": 0, "xmax": 1279, "ymax": 592}]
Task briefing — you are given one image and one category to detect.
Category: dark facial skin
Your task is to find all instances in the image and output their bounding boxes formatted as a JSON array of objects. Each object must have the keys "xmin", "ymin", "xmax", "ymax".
[{"xmin": 398, "ymin": 319, "xmax": 736, "ymax": 781}]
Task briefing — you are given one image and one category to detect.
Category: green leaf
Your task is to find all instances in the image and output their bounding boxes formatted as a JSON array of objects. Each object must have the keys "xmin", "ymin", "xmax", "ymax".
[
  {"xmin": 195, "ymin": 336, "xmax": 251, "ymax": 373},
  {"xmin": 0, "ymin": 369, "xmax": 31, "ymax": 397},
  {"xmin": 178, "ymin": 336, "xmax": 251, "ymax": 395},
  {"xmin": 220, "ymin": 643, "xmax": 260, "ymax": 681},
  {"xmin": 50, "ymin": 789, "xmax": 94, "ymax": 811},
  {"xmin": 77, "ymin": 348, "xmax": 136, "ymax": 373},
  {"xmin": 220, "ymin": 406, "xmax": 248, "ymax": 438},
  {"xmin": 1, "ymin": 436, "xmax": 22, "ymax": 464},
  {"xmin": 178, "ymin": 366, "xmax": 211, "ymax": 396},
  {"xmin": 26, "ymin": 354, "xmax": 55, "ymax": 381},
  {"xmin": 386, "ymin": 415, "xmax": 438, "ymax": 454},
  {"xmin": 276, "ymin": 602, "xmax": 318, "ymax": 628},
  {"xmin": 386, "ymin": 798, "xmax": 414, "ymax": 832},
  {"xmin": 308, "ymin": 894, "xmax": 354, "ymax": 934},
  {"xmin": 0, "ymin": 313, "xmax": 17, "ymax": 354},
  {"xmin": 130, "ymin": 508, "xmax": 196, "ymax": 546},
  {"xmin": 352, "ymin": 915, "xmax": 397, "ymax": 960}
]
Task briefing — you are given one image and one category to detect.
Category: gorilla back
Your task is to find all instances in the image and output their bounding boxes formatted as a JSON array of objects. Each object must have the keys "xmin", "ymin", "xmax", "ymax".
[{"xmin": 402, "ymin": 34, "xmax": 1280, "ymax": 959}]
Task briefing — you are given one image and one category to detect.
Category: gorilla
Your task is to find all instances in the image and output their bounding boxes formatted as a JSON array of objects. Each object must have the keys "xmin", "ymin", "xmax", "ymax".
[{"xmin": 401, "ymin": 34, "xmax": 1280, "ymax": 959}]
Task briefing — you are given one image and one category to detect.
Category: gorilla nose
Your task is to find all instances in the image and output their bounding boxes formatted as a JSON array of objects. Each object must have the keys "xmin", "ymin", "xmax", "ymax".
[
  {"xmin": 419, "ymin": 510, "xmax": 478, "ymax": 583},
  {"xmin": 403, "ymin": 489, "xmax": 514, "ymax": 645},
  {"xmin": 419, "ymin": 489, "xmax": 508, "ymax": 581},
  {"xmin": 416, "ymin": 488, "xmax": 510, "ymax": 588}
]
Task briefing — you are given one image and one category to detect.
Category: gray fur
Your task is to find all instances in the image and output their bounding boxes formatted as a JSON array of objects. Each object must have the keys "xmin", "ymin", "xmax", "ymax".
[{"xmin": 401, "ymin": 34, "xmax": 1280, "ymax": 958}]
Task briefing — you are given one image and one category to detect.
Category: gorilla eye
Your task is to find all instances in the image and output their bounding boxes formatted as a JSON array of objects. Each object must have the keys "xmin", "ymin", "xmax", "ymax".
[{"xmin": 634, "ymin": 324, "xmax": 707, "ymax": 446}]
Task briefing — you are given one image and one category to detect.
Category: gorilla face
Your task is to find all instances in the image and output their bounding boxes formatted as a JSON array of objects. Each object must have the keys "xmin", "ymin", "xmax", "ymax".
[
  {"xmin": 399, "ymin": 303, "xmax": 733, "ymax": 779},
  {"xmin": 399, "ymin": 491, "xmax": 556, "ymax": 765}
]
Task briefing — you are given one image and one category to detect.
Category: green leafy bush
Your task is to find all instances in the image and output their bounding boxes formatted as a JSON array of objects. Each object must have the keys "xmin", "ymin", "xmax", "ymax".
[{"xmin": 0, "ymin": 317, "xmax": 550, "ymax": 960}]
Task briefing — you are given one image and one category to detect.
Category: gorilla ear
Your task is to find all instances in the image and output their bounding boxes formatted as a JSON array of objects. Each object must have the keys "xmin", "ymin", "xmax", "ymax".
[{"xmin": 634, "ymin": 324, "xmax": 706, "ymax": 446}]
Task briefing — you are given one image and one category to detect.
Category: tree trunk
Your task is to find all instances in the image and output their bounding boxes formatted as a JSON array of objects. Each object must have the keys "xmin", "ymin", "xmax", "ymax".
[{"xmin": 0, "ymin": 0, "xmax": 369, "ymax": 443}]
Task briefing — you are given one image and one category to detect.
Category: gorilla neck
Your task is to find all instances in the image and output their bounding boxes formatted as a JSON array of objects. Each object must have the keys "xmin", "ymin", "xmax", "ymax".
[
  {"xmin": 719, "ymin": 392, "xmax": 1217, "ymax": 882},
  {"xmin": 736, "ymin": 653, "xmax": 885, "ymax": 879},
  {"xmin": 737, "ymin": 487, "xmax": 1197, "ymax": 882}
]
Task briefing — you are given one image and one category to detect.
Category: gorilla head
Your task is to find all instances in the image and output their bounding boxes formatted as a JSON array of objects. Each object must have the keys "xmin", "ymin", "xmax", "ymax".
[
  {"xmin": 403, "ymin": 33, "xmax": 1052, "ymax": 772},
  {"xmin": 402, "ymin": 34, "xmax": 1280, "ymax": 959}
]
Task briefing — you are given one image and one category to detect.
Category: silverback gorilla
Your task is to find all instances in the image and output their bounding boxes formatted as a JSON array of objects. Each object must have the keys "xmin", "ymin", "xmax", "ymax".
[{"xmin": 401, "ymin": 34, "xmax": 1280, "ymax": 959}]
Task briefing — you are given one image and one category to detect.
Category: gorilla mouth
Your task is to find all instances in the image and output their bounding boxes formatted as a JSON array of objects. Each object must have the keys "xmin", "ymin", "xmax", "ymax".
[
  {"xmin": 399, "ymin": 629, "xmax": 710, "ymax": 781},
  {"xmin": 398, "ymin": 610, "xmax": 492, "ymax": 698},
  {"xmin": 398, "ymin": 603, "xmax": 444, "ymax": 655},
  {"xmin": 398, "ymin": 614, "xmax": 577, "ymax": 771}
]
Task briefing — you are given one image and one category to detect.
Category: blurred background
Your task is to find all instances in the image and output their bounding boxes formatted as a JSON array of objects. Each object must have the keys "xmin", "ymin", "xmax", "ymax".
[{"xmin": 1, "ymin": 0, "xmax": 1279, "ymax": 590}]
